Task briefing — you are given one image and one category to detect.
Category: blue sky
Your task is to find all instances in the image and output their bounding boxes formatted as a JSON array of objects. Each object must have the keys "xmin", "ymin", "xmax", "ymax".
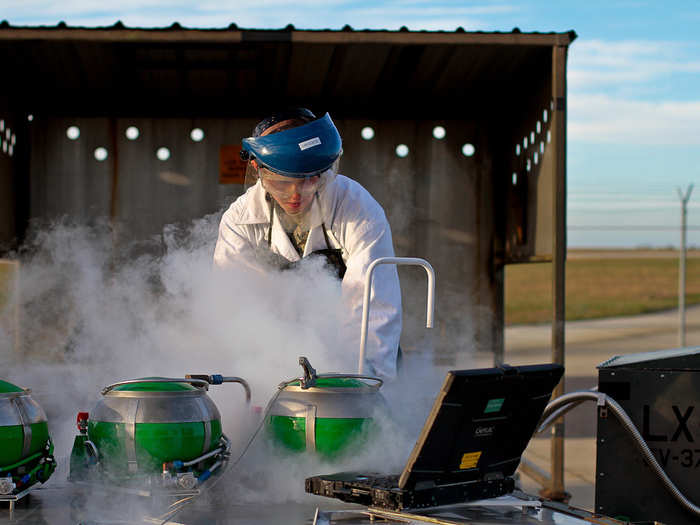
[{"xmin": 3, "ymin": 0, "xmax": 700, "ymax": 247}]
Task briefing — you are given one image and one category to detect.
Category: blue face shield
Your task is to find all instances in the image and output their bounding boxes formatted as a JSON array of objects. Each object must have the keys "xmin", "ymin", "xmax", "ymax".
[{"xmin": 241, "ymin": 113, "xmax": 342, "ymax": 178}]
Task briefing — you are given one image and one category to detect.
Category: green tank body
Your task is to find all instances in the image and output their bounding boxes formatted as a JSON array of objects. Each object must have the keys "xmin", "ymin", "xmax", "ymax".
[
  {"xmin": 268, "ymin": 376, "xmax": 383, "ymax": 458},
  {"xmin": 86, "ymin": 379, "xmax": 223, "ymax": 476},
  {"xmin": 0, "ymin": 379, "xmax": 56, "ymax": 495}
]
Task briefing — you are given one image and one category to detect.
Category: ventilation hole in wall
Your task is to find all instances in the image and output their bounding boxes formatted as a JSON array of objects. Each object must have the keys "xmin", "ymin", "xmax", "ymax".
[
  {"xmin": 2, "ymin": 141, "xmax": 7, "ymax": 153},
  {"xmin": 530, "ymin": 131, "xmax": 535, "ymax": 144},
  {"xmin": 432, "ymin": 126, "xmax": 446, "ymax": 140},
  {"xmin": 156, "ymin": 147, "xmax": 171, "ymax": 161},
  {"xmin": 540, "ymin": 141, "xmax": 545, "ymax": 154},
  {"xmin": 526, "ymin": 159, "xmax": 531, "ymax": 172},
  {"xmin": 190, "ymin": 128, "xmax": 204, "ymax": 142},
  {"xmin": 125, "ymin": 126, "xmax": 140, "ymax": 140},
  {"xmin": 8, "ymin": 144, "xmax": 13, "ymax": 157},
  {"xmin": 0, "ymin": 120, "xmax": 4, "ymax": 132},
  {"xmin": 543, "ymin": 109, "xmax": 548, "ymax": 123},
  {"xmin": 547, "ymin": 130, "xmax": 552, "ymax": 143},
  {"xmin": 67, "ymin": 126, "xmax": 80, "ymax": 140},
  {"xmin": 515, "ymin": 144, "xmax": 521, "ymax": 156},
  {"xmin": 5, "ymin": 129, "xmax": 10, "ymax": 141},
  {"xmin": 550, "ymin": 100, "xmax": 555, "ymax": 111},
  {"xmin": 361, "ymin": 126, "xmax": 375, "ymax": 140},
  {"xmin": 523, "ymin": 137, "xmax": 528, "ymax": 149},
  {"xmin": 512, "ymin": 173, "xmax": 517, "ymax": 185},
  {"xmin": 94, "ymin": 147, "xmax": 108, "ymax": 161},
  {"xmin": 536, "ymin": 121, "xmax": 541, "ymax": 133},
  {"xmin": 462, "ymin": 143, "xmax": 475, "ymax": 157},
  {"xmin": 534, "ymin": 152, "xmax": 539, "ymax": 165},
  {"xmin": 395, "ymin": 144, "xmax": 409, "ymax": 158}
]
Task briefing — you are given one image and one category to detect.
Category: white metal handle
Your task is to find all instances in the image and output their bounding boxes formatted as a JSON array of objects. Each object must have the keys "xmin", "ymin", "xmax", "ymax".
[{"xmin": 359, "ymin": 257, "xmax": 436, "ymax": 374}]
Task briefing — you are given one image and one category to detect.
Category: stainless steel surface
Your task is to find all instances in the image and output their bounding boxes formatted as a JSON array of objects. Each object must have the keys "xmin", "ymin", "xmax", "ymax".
[
  {"xmin": 305, "ymin": 404, "xmax": 317, "ymax": 451},
  {"xmin": 193, "ymin": 397, "xmax": 212, "ymax": 453},
  {"xmin": 220, "ymin": 377, "xmax": 252, "ymax": 403},
  {"xmin": 101, "ymin": 378, "xmax": 210, "ymax": 395},
  {"xmin": 125, "ymin": 398, "xmax": 139, "ymax": 474},
  {"xmin": 359, "ymin": 257, "xmax": 435, "ymax": 374},
  {"xmin": 12, "ymin": 397, "xmax": 32, "ymax": 458},
  {"xmin": 0, "ymin": 393, "xmax": 47, "ymax": 426},
  {"xmin": 269, "ymin": 387, "xmax": 381, "ymax": 419},
  {"xmin": 1, "ymin": 483, "xmax": 624, "ymax": 525},
  {"xmin": 91, "ymin": 392, "xmax": 221, "ymax": 423}
]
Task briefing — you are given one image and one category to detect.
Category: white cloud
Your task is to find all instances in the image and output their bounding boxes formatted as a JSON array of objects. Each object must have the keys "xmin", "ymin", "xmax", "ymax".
[
  {"xmin": 569, "ymin": 93, "xmax": 700, "ymax": 145},
  {"xmin": 566, "ymin": 39, "xmax": 700, "ymax": 145},
  {"xmin": 569, "ymin": 39, "xmax": 700, "ymax": 92},
  {"xmin": 1, "ymin": 1, "xmax": 515, "ymax": 30}
]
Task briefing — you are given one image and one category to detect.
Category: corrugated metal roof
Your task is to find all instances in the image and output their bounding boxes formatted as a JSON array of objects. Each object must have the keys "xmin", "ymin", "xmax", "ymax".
[
  {"xmin": 0, "ymin": 21, "xmax": 576, "ymax": 44},
  {"xmin": 0, "ymin": 22, "xmax": 575, "ymax": 118}
]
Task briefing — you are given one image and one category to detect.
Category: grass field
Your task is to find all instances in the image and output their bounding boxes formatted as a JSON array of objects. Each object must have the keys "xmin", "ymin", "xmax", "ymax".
[
  {"xmin": 0, "ymin": 261, "xmax": 16, "ymax": 310},
  {"xmin": 505, "ymin": 250, "xmax": 700, "ymax": 325}
]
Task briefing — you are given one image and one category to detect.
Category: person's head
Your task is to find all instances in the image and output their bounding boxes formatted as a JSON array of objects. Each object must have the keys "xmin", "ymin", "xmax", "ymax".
[{"xmin": 241, "ymin": 108, "xmax": 342, "ymax": 215}]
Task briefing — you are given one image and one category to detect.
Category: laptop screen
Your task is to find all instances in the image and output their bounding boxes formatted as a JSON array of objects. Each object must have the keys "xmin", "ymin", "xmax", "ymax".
[{"xmin": 398, "ymin": 363, "xmax": 563, "ymax": 489}]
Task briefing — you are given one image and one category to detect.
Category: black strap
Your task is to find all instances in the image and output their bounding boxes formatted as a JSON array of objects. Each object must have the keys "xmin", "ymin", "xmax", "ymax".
[{"xmin": 266, "ymin": 194, "xmax": 274, "ymax": 248}]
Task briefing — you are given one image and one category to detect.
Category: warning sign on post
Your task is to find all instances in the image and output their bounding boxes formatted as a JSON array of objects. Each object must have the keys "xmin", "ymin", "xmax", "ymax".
[{"xmin": 219, "ymin": 145, "xmax": 247, "ymax": 185}]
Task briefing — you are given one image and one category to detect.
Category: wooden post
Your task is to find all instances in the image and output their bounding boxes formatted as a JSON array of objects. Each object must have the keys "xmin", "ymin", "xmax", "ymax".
[{"xmin": 545, "ymin": 43, "xmax": 569, "ymax": 502}]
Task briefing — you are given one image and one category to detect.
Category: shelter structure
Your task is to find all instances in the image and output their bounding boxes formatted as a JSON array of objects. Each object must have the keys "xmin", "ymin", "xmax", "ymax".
[
  {"xmin": 0, "ymin": 23, "xmax": 574, "ymax": 458},
  {"xmin": 0, "ymin": 20, "xmax": 575, "ymax": 499}
]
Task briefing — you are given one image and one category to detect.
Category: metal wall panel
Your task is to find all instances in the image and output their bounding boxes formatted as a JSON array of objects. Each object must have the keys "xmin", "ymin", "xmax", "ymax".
[
  {"xmin": 30, "ymin": 117, "xmax": 112, "ymax": 223},
  {"xmin": 29, "ymin": 116, "xmax": 498, "ymax": 358}
]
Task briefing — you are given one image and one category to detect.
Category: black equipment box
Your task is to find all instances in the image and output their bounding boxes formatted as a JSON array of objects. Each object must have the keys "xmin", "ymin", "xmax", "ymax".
[{"xmin": 596, "ymin": 348, "xmax": 700, "ymax": 525}]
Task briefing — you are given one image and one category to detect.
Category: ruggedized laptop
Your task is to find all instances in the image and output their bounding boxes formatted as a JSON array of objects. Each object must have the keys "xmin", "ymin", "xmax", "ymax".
[{"xmin": 305, "ymin": 363, "xmax": 564, "ymax": 511}]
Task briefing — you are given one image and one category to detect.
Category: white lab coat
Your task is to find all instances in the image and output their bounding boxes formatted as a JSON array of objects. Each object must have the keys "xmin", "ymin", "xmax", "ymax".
[{"xmin": 213, "ymin": 174, "xmax": 402, "ymax": 379}]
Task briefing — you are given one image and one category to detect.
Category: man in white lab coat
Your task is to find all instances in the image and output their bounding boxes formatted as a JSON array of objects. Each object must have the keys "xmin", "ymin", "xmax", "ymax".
[{"xmin": 213, "ymin": 109, "xmax": 402, "ymax": 379}]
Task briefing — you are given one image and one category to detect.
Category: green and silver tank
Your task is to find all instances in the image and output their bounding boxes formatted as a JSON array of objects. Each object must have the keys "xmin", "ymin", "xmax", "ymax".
[
  {"xmin": 71, "ymin": 375, "xmax": 250, "ymax": 490},
  {"xmin": 88, "ymin": 379, "xmax": 223, "ymax": 475},
  {"xmin": 0, "ymin": 379, "xmax": 56, "ymax": 496},
  {"xmin": 267, "ymin": 358, "xmax": 384, "ymax": 458}
]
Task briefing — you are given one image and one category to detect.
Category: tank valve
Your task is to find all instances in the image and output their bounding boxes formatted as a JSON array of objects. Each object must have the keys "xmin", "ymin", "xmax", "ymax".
[
  {"xmin": 0, "ymin": 476, "xmax": 16, "ymax": 495},
  {"xmin": 299, "ymin": 357, "xmax": 317, "ymax": 389},
  {"xmin": 77, "ymin": 412, "xmax": 89, "ymax": 434},
  {"xmin": 177, "ymin": 472, "xmax": 197, "ymax": 490}
]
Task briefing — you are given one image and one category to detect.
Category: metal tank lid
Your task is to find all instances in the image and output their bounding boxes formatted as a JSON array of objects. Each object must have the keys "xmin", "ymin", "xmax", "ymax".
[
  {"xmin": 286, "ymin": 377, "xmax": 366, "ymax": 389},
  {"xmin": 0, "ymin": 379, "xmax": 25, "ymax": 394},
  {"xmin": 112, "ymin": 379, "xmax": 196, "ymax": 391}
]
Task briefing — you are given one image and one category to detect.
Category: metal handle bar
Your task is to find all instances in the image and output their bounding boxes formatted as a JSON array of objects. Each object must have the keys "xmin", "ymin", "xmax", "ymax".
[
  {"xmin": 359, "ymin": 257, "xmax": 435, "ymax": 374},
  {"xmin": 186, "ymin": 375, "xmax": 251, "ymax": 403},
  {"xmin": 101, "ymin": 378, "xmax": 210, "ymax": 395},
  {"xmin": 220, "ymin": 377, "xmax": 251, "ymax": 403}
]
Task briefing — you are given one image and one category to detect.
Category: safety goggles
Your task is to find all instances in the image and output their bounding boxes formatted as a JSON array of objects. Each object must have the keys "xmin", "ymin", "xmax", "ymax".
[{"xmin": 260, "ymin": 170, "xmax": 321, "ymax": 198}]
